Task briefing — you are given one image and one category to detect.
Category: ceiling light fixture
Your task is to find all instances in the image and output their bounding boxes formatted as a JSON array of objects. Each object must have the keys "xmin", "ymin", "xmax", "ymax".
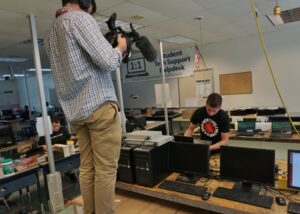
[
  {"xmin": 27, "ymin": 68, "xmax": 51, "ymax": 72},
  {"xmin": 0, "ymin": 57, "xmax": 28, "ymax": 62},
  {"xmin": 274, "ymin": 0, "xmax": 281, "ymax": 16},
  {"xmin": 194, "ymin": 16, "xmax": 203, "ymax": 21},
  {"xmin": 266, "ymin": 0, "xmax": 284, "ymax": 26}
]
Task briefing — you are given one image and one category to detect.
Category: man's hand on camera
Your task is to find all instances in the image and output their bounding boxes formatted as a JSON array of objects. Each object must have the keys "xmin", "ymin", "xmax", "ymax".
[{"xmin": 116, "ymin": 35, "xmax": 127, "ymax": 57}]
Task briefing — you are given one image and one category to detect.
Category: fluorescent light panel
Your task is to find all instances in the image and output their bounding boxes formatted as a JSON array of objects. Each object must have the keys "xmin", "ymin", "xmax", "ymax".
[
  {"xmin": 2, "ymin": 74, "xmax": 25, "ymax": 78},
  {"xmin": 28, "ymin": 68, "xmax": 51, "ymax": 72},
  {"xmin": 266, "ymin": 14, "xmax": 284, "ymax": 26},
  {"xmin": 0, "ymin": 57, "xmax": 28, "ymax": 62}
]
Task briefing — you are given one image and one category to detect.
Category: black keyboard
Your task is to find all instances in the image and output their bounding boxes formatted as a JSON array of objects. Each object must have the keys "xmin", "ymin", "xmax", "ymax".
[
  {"xmin": 158, "ymin": 180, "xmax": 207, "ymax": 196},
  {"xmin": 288, "ymin": 202, "xmax": 300, "ymax": 214},
  {"xmin": 236, "ymin": 132, "xmax": 255, "ymax": 137},
  {"xmin": 213, "ymin": 187, "xmax": 273, "ymax": 209}
]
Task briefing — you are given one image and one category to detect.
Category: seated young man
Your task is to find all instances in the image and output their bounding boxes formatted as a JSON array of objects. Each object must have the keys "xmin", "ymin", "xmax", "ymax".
[
  {"xmin": 184, "ymin": 93, "xmax": 230, "ymax": 155},
  {"xmin": 39, "ymin": 117, "xmax": 72, "ymax": 146},
  {"xmin": 39, "ymin": 117, "xmax": 77, "ymax": 181}
]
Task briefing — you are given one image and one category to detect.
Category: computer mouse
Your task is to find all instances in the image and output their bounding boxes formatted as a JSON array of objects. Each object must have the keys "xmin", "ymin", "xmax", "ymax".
[
  {"xmin": 275, "ymin": 196, "xmax": 286, "ymax": 206},
  {"xmin": 202, "ymin": 192, "xmax": 211, "ymax": 201}
]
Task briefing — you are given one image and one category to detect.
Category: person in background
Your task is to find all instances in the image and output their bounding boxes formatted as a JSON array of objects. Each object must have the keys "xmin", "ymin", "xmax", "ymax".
[
  {"xmin": 20, "ymin": 105, "xmax": 30, "ymax": 121},
  {"xmin": 45, "ymin": 0, "xmax": 127, "ymax": 213},
  {"xmin": 39, "ymin": 116, "xmax": 72, "ymax": 146},
  {"xmin": 51, "ymin": 117, "xmax": 71, "ymax": 143},
  {"xmin": 184, "ymin": 93, "xmax": 230, "ymax": 155}
]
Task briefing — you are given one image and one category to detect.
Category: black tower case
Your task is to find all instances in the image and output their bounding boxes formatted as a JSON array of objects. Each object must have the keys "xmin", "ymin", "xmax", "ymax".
[
  {"xmin": 133, "ymin": 142, "xmax": 170, "ymax": 187},
  {"xmin": 117, "ymin": 144, "xmax": 139, "ymax": 184}
]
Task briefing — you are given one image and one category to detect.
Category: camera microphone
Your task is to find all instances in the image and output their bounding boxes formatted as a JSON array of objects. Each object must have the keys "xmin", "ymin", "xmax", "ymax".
[
  {"xmin": 135, "ymin": 36, "xmax": 157, "ymax": 62},
  {"xmin": 105, "ymin": 13, "xmax": 158, "ymax": 63}
]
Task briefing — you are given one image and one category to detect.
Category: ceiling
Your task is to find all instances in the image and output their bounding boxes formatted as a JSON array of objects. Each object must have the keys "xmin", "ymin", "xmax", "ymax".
[{"xmin": 1, "ymin": 0, "xmax": 300, "ymax": 76}]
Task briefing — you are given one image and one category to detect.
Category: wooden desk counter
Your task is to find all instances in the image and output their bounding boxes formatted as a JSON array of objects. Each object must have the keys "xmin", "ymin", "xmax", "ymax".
[
  {"xmin": 145, "ymin": 121, "xmax": 166, "ymax": 130},
  {"xmin": 0, "ymin": 118, "xmax": 23, "ymax": 124},
  {"xmin": 230, "ymin": 131, "xmax": 300, "ymax": 143},
  {"xmin": 116, "ymin": 159, "xmax": 298, "ymax": 214},
  {"xmin": 0, "ymin": 138, "xmax": 33, "ymax": 153}
]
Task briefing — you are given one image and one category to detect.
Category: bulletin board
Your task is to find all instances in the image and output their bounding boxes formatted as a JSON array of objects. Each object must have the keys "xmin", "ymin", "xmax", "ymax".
[
  {"xmin": 219, "ymin": 71, "xmax": 252, "ymax": 95},
  {"xmin": 178, "ymin": 69, "xmax": 214, "ymax": 107}
]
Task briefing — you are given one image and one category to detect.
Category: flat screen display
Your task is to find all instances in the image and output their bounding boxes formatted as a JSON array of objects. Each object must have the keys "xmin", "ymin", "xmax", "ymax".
[{"xmin": 220, "ymin": 146, "xmax": 275, "ymax": 187}]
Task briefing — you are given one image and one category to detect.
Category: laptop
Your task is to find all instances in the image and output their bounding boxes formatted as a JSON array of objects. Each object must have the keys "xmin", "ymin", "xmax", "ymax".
[
  {"xmin": 235, "ymin": 121, "xmax": 256, "ymax": 137},
  {"xmin": 270, "ymin": 121, "xmax": 292, "ymax": 138},
  {"xmin": 173, "ymin": 135, "xmax": 193, "ymax": 143}
]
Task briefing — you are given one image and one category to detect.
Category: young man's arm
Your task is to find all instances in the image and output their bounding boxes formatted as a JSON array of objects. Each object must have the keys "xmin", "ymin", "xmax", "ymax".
[
  {"xmin": 209, "ymin": 132, "xmax": 229, "ymax": 151},
  {"xmin": 184, "ymin": 123, "xmax": 198, "ymax": 137}
]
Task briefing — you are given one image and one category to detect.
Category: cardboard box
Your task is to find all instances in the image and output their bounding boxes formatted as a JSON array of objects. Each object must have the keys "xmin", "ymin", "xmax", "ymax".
[
  {"xmin": 53, "ymin": 144, "xmax": 72, "ymax": 157},
  {"xmin": 182, "ymin": 108, "xmax": 196, "ymax": 119},
  {"xmin": 73, "ymin": 196, "xmax": 83, "ymax": 214}
]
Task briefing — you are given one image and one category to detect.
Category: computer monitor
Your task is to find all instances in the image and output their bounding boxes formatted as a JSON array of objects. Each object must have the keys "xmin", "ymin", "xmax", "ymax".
[
  {"xmin": 288, "ymin": 150, "xmax": 300, "ymax": 190},
  {"xmin": 169, "ymin": 142, "xmax": 209, "ymax": 177},
  {"xmin": 22, "ymin": 126, "xmax": 36, "ymax": 138},
  {"xmin": 39, "ymin": 133, "xmax": 67, "ymax": 145},
  {"xmin": 0, "ymin": 125, "xmax": 13, "ymax": 146},
  {"xmin": 173, "ymin": 135, "xmax": 193, "ymax": 144},
  {"xmin": 220, "ymin": 146, "xmax": 275, "ymax": 194},
  {"xmin": 237, "ymin": 121, "xmax": 255, "ymax": 132},
  {"xmin": 271, "ymin": 121, "xmax": 292, "ymax": 133},
  {"xmin": 0, "ymin": 125, "xmax": 12, "ymax": 137}
]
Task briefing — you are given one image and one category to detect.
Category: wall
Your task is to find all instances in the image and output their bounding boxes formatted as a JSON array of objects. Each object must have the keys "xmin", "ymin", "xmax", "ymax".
[
  {"xmin": 9, "ymin": 26, "xmax": 300, "ymax": 112},
  {"xmin": 116, "ymin": 77, "xmax": 180, "ymax": 109},
  {"xmin": 120, "ymin": 26, "xmax": 300, "ymax": 111},
  {"xmin": 0, "ymin": 80, "xmax": 19, "ymax": 109},
  {"xmin": 204, "ymin": 27, "xmax": 300, "ymax": 112}
]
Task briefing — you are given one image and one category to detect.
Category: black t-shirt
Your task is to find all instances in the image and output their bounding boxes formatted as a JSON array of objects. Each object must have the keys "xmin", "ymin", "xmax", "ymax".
[
  {"xmin": 39, "ymin": 127, "xmax": 70, "ymax": 145},
  {"xmin": 190, "ymin": 106, "xmax": 230, "ymax": 145}
]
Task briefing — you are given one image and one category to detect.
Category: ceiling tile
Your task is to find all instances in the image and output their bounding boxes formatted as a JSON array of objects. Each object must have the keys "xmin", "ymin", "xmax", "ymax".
[
  {"xmin": 209, "ymin": 0, "xmax": 253, "ymax": 23},
  {"xmin": 96, "ymin": 0, "xmax": 126, "ymax": 11},
  {"xmin": 129, "ymin": 0, "xmax": 205, "ymax": 18},
  {"xmin": 0, "ymin": 0, "xmax": 59, "ymax": 20},
  {"xmin": 100, "ymin": 2, "xmax": 170, "ymax": 26},
  {"xmin": 192, "ymin": 0, "xmax": 238, "ymax": 10}
]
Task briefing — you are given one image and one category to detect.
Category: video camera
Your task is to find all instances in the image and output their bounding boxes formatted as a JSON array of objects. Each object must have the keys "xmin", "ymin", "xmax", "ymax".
[{"xmin": 104, "ymin": 13, "xmax": 157, "ymax": 63}]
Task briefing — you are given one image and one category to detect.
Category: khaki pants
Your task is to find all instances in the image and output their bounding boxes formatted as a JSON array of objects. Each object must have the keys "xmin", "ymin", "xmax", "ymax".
[{"xmin": 71, "ymin": 102, "xmax": 121, "ymax": 214}]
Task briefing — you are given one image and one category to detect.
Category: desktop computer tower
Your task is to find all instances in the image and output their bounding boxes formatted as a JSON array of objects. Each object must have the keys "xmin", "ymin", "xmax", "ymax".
[
  {"xmin": 133, "ymin": 142, "xmax": 170, "ymax": 187},
  {"xmin": 117, "ymin": 144, "xmax": 138, "ymax": 184}
]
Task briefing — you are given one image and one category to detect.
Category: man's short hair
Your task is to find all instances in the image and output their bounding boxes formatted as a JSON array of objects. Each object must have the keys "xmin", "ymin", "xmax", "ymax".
[
  {"xmin": 206, "ymin": 93, "xmax": 222, "ymax": 108},
  {"xmin": 62, "ymin": 0, "xmax": 96, "ymax": 13},
  {"xmin": 51, "ymin": 116, "xmax": 61, "ymax": 124}
]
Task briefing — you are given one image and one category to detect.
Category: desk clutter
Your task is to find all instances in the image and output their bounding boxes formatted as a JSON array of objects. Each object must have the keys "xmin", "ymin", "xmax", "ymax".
[
  {"xmin": 117, "ymin": 134, "xmax": 300, "ymax": 213},
  {"xmin": 0, "ymin": 141, "xmax": 78, "ymax": 179}
]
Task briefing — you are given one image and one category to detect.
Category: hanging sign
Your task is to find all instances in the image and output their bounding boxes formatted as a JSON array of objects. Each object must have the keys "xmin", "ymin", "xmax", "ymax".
[{"xmin": 121, "ymin": 47, "xmax": 194, "ymax": 83}]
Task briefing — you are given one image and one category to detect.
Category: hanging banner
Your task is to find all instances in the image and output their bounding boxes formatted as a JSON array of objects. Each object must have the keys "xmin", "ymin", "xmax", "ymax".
[{"xmin": 121, "ymin": 47, "xmax": 194, "ymax": 83}]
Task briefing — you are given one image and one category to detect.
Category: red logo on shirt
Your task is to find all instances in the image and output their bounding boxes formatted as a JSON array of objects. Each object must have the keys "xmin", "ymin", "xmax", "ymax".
[{"xmin": 201, "ymin": 118, "xmax": 218, "ymax": 137}]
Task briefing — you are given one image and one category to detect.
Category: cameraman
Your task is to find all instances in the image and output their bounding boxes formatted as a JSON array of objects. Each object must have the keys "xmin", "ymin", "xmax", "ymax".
[{"xmin": 45, "ymin": 0, "xmax": 127, "ymax": 213}]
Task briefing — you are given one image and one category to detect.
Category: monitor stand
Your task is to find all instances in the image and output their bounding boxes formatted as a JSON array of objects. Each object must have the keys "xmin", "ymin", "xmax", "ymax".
[
  {"xmin": 176, "ymin": 173, "xmax": 200, "ymax": 184},
  {"xmin": 232, "ymin": 182, "xmax": 261, "ymax": 195}
]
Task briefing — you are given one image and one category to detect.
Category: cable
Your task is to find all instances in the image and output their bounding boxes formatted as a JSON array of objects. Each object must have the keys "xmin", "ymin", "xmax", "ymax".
[
  {"xmin": 265, "ymin": 186, "xmax": 300, "ymax": 202},
  {"xmin": 249, "ymin": 0, "xmax": 300, "ymax": 137},
  {"xmin": 199, "ymin": 20, "xmax": 208, "ymax": 70},
  {"xmin": 174, "ymin": 205, "xmax": 183, "ymax": 214}
]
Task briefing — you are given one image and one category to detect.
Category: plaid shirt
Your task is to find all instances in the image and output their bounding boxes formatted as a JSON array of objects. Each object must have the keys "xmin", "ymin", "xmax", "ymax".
[{"xmin": 45, "ymin": 9, "xmax": 122, "ymax": 122}]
